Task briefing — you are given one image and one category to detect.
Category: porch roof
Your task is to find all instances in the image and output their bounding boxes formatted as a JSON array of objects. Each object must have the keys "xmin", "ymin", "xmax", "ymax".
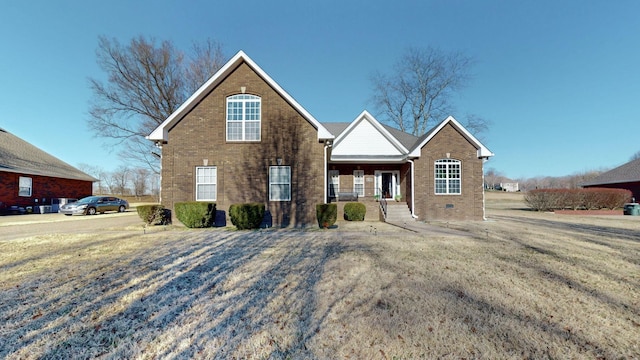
[{"xmin": 323, "ymin": 112, "xmax": 493, "ymax": 162}]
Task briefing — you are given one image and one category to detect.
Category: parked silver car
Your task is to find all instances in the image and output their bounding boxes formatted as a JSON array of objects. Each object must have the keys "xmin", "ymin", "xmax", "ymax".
[{"xmin": 59, "ymin": 196, "xmax": 129, "ymax": 216}]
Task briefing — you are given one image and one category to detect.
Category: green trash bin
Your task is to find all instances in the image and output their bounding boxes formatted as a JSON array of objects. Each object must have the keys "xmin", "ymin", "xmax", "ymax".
[{"xmin": 623, "ymin": 203, "xmax": 640, "ymax": 215}]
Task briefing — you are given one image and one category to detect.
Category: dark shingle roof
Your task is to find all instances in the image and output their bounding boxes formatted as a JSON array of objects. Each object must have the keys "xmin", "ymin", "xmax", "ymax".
[
  {"xmin": 320, "ymin": 122, "xmax": 420, "ymax": 150},
  {"xmin": 0, "ymin": 127, "xmax": 96, "ymax": 182},
  {"xmin": 321, "ymin": 122, "xmax": 349, "ymax": 136},
  {"xmin": 582, "ymin": 157, "xmax": 640, "ymax": 186}
]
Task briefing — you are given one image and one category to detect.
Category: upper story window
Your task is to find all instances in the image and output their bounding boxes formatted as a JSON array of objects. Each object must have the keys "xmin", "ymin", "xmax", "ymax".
[
  {"xmin": 435, "ymin": 159, "xmax": 461, "ymax": 195},
  {"xmin": 18, "ymin": 176, "xmax": 32, "ymax": 197},
  {"xmin": 226, "ymin": 94, "xmax": 261, "ymax": 141}
]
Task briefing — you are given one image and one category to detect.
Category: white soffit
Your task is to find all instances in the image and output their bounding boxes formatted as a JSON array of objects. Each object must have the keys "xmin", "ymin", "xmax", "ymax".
[{"xmin": 332, "ymin": 111, "xmax": 408, "ymax": 157}]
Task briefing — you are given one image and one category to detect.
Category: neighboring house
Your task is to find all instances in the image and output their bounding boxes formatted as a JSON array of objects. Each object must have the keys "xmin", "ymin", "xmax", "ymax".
[
  {"xmin": 0, "ymin": 128, "xmax": 96, "ymax": 213},
  {"xmin": 498, "ymin": 182, "xmax": 519, "ymax": 192},
  {"xmin": 581, "ymin": 157, "xmax": 640, "ymax": 201},
  {"xmin": 148, "ymin": 51, "xmax": 494, "ymax": 227}
]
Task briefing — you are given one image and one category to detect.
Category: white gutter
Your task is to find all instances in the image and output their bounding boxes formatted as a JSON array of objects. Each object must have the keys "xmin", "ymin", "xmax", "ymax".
[
  {"xmin": 324, "ymin": 143, "xmax": 329, "ymax": 204},
  {"xmin": 408, "ymin": 159, "xmax": 418, "ymax": 218},
  {"xmin": 482, "ymin": 158, "xmax": 487, "ymax": 220}
]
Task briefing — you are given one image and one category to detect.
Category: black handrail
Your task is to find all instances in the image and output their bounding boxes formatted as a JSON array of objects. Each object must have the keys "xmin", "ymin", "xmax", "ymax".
[{"xmin": 378, "ymin": 187, "xmax": 387, "ymax": 219}]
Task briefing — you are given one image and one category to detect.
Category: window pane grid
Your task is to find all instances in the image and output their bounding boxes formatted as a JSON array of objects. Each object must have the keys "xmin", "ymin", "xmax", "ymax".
[
  {"xmin": 18, "ymin": 176, "xmax": 32, "ymax": 197},
  {"xmin": 226, "ymin": 95, "xmax": 261, "ymax": 141},
  {"xmin": 353, "ymin": 170, "xmax": 364, "ymax": 196},
  {"xmin": 196, "ymin": 166, "xmax": 217, "ymax": 201},
  {"xmin": 270, "ymin": 166, "xmax": 291, "ymax": 201},
  {"xmin": 434, "ymin": 159, "xmax": 461, "ymax": 195}
]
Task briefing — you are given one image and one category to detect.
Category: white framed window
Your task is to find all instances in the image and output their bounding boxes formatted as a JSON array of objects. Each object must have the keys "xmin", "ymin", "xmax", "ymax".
[
  {"xmin": 195, "ymin": 166, "xmax": 217, "ymax": 201},
  {"xmin": 226, "ymin": 94, "xmax": 261, "ymax": 141},
  {"xmin": 353, "ymin": 170, "xmax": 364, "ymax": 197},
  {"xmin": 18, "ymin": 176, "xmax": 32, "ymax": 197},
  {"xmin": 270, "ymin": 166, "xmax": 291, "ymax": 201},
  {"xmin": 435, "ymin": 159, "xmax": 461, "ymax": 195},
  {"xmin": 328, "ymin": 170, "xmax": 339, "ymax": 198}
]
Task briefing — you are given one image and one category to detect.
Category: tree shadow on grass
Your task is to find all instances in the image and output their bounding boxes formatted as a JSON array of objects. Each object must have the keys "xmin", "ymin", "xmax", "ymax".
[{"xmin": 3, "ymin": 229, "xmax": 355, "ymax": 359}]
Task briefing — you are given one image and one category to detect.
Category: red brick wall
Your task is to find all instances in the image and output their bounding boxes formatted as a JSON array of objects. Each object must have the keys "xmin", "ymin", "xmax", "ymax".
[
  {"xmin": 413, "ymin": 123, "xmax": 486, "ymax": 221},
  {"xmin": 161, "ymin": 61, "xmax": 326, "ymax": 227},
  {"xmin": 0, "ymin": 171, "xmax": 93, "ymax": 208}
]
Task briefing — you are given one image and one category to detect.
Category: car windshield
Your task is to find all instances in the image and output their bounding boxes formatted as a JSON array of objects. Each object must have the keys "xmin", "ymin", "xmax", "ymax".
[{"xmin": 76, "ymin": 196, "xmax": 100, "ymax": 204}]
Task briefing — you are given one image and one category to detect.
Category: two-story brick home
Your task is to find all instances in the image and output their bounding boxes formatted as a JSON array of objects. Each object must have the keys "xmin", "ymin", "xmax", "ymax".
[{"xmin": 148, "ymin": 51, "xmax": 493, "ymax": 227}]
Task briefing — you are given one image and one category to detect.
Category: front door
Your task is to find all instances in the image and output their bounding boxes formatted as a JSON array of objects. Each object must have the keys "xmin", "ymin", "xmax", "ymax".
[
  {"xmin": 375, "ymin": 170, "xmax": 400, "ymax": 199},
  {"xmin": 382, "ymin": 173, "xmax": 392, "ymax": 198}
]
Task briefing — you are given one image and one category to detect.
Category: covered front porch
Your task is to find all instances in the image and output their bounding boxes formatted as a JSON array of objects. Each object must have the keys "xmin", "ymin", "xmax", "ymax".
[
  {"xmin": 325, "ymin": 162, "xmax": 414, "ymax": 222},
  {"xmin": 326, "ymin": 163, "xmax": 411, "ymax": 202}
]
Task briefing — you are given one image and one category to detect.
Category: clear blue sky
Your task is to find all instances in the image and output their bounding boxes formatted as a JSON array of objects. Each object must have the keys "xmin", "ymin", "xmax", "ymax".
[{"xmin": 2, "ymin": 1, "xmax": 639, "ymax": 180}]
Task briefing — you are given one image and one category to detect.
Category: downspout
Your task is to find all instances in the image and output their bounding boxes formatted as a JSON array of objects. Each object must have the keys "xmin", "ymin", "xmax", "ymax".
[
  {"xmin": 408, "ymin": 159, "xmax": 418, "ymax": 218},
  {"xmin": 324, "ymin": 143, "xmax": 328, "ymax": 204},
  {"xmin": 482, "ymin": 158, "xmax": 487, "ymax": 220}
]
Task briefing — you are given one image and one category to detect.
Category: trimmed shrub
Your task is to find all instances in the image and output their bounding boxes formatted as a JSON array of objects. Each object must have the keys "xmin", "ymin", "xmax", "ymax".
[
  {"xmin": 316, "ymin": 203, "xmax": 337, "ymax": 228},
  {"xmin": 524, "ymin": 188, "xmax": 631, "ymax": 211},
  {"xmin": 585, "ymin": 188, "xmax": 632, "ymax": 210},
  {"xmin": 137, "ymin": 204, "xmax": 171, "ymax": 225},
  {"xmin": 229, "ymin": 203, "xmax": 265, "ymax": 230},
  {"xmin": 174, "ymin": 202, "xmax": 216, "ymax": 228},
  {"xmin": 344, "ymin": 202, "xmax": 366, "ymax": 221}
]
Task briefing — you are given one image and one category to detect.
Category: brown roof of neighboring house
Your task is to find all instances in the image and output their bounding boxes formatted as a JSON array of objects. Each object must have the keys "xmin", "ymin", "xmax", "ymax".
[
  {"xmin": 582, "ymin": 158, "xmax": 640, "ymax": 186},
  {"xmin": 0, "ymin": 127, "xmax": 96, "ymax": 182}
]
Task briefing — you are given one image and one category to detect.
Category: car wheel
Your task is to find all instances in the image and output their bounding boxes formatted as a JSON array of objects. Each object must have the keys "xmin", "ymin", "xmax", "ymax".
[
  {"xmin": 87, "ymin": 207, "xmax": 97, "ymax": 215},
  {"xmin": 118, "ymin": 205, "xmax": 126, "ymax": 213}
]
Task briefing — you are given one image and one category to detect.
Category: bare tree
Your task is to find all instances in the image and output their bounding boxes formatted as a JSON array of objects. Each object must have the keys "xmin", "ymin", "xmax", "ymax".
[
  {"xmin": 109, "ymin": 166, "xmax": 131, "ymax": 196},
  {"xmin": 88, "ymin": 36, "xmax": 225, "ymax": 173},
  {"xmin": 484, "ymin": 168, "xmax": 503, "ymax": 190},
  {"xmin": 630, "ymin": 150, "xmax": 640, "ymax": 161},
  {"xmin": 131, "ymin": 167, "xmax": 150, "ymax": 198},
  {"xmin": 370, "ymin": 47, "xmax": 487, "ymax": 136},
  {"xmin": 77, "ymin": 163, "xmax": 109, "ymax": 194}
]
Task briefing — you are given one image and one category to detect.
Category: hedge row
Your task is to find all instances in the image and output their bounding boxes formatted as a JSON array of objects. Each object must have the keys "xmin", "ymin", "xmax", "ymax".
[
  {"xmin": 139, "ymin": 201, "xmax": 369, "ymax": 229},
  {"xmin": 524, "ymin": 188, "xmax": 632, "ymax": 211}
]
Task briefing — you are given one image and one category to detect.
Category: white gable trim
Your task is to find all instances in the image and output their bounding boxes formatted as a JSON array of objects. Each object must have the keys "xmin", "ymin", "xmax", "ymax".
[
  {"xmin": 147, "ymin": 50, "xmax": 333, "ymax": 142},
  {"xmin": 409, "ymin": 116, "xmax": 494, "ymax": 158},
  {"xmin": 330, "ymin": 110, "xmax": 409, "ymax": 162}
]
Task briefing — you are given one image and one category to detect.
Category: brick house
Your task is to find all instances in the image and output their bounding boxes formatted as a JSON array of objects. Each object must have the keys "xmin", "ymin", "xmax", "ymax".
[
  {"xmin": 0, "ymin": 127, "xmax": 96, "ymax": 213},
  {"xmin": 582, "ymin": 157, "xmax": 640, "ymax": 201},
  {"xmin": 148, "ymin": 51, "xmax": 494, "ymax": 227}
]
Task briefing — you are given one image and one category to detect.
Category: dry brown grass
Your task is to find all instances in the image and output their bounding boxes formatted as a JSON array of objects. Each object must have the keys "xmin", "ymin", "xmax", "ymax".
[{"xmin": 1, "ymin": 192, "xmax": 639, "ymax": 359}]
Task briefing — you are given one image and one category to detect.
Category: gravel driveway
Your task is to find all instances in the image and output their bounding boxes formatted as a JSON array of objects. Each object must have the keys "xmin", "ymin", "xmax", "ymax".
[{"xmin": 0, "ymin": 211, "xmax": 143, "ymax": 241}]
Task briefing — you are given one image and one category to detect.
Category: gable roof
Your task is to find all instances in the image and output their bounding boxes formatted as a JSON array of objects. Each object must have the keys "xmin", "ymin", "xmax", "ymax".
[
  {"xmin": 322, "ymin": 121, "xmax": 418, "ymax": 151},
  {"xmin": 148, "ymin": 50, "xmax": 333, "ymax": 142},
  {"xmin": 329, "ymin": 111, "xmax": 410, "ymax": 162},
  {"xmin": 323, "ymin": 114, "xmax": 493, "ymax": 162},
  {"xmin": 408, "ymin": 116, "xmax": 494, "ymax": 158},
  {"xmin": 582, "ymin": 157, "xmax": 640, "ymax": 186},
  {"xmin": 0, "ymin": 128, "xmax": 96, "ymax": 182}
]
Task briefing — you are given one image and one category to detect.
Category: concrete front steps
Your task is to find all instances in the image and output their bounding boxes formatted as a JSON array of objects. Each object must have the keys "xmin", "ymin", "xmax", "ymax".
[
  {"xmin": 383, "ymin": 201, "xmax": 414, "ymax": 223},
  {"xmin": 332, "ymin": 200, "xmax": 414, "ymax": 223}
]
